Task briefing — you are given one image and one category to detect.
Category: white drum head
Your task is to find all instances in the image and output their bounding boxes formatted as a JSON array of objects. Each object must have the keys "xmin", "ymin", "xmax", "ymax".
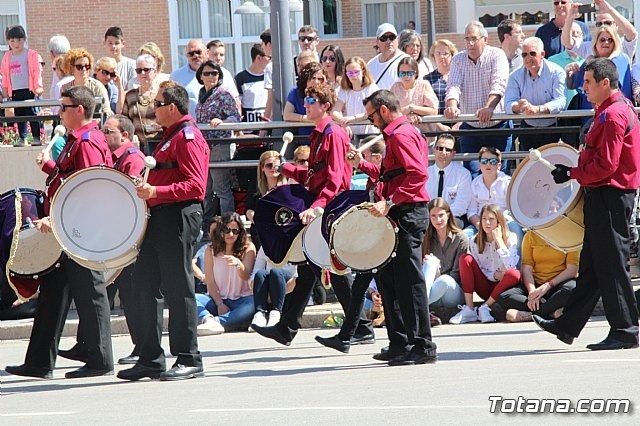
[
  {"xmin": 10, "ymin": 227, "xmax": 62, "ymax": 277},
  {"xmin": 302, "ymin": 216, "xmax": 331, "ymax": 269},
  {"xmin": 508, "ymin": 143, "xmax": 581, "ymax": 228},
  {"xmin": 287, "ymin": 229, "xmax": 306, "ymax": 265},
  {"xmin": 51, "ymin": 167, "xmax": 147, "ymax": 270}
]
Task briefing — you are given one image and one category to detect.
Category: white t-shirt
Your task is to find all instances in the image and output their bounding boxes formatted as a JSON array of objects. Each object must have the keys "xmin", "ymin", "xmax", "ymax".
[
  {"xmin": 117, "ymin": 56, "xmax": 137, "ymax": 90},
  {"xmin": 367, "ymin": 50, "xmax": 407, "ymax": 90},
  {"xmin": 337, "ymin": 83, "xmax": 379, "ymax": 136}
]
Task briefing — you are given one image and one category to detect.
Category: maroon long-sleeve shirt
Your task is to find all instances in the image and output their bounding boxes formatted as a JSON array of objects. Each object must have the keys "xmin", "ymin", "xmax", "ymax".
[{"xmin": 111, "ymin": 142, "xmax": 145, "ymax": 177}]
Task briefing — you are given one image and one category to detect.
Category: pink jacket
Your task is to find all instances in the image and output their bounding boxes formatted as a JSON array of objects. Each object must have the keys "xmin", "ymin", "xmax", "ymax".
[{"xmin": 1, "ymin": 48, "xmax": 43, "ymax": 96}]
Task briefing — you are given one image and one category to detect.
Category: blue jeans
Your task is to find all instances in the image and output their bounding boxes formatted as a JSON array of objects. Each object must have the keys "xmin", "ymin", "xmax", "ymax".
[
  {"xmin": 253, "ymin": 269, "xmax": 292, "ymax": 312},
  {"xmin": 196, "ymin": 293, "xmax": 254, "ymax": 329},
  {"xmin": 459, "ymin": 121, "xmax": 513, "ymax": 177}
]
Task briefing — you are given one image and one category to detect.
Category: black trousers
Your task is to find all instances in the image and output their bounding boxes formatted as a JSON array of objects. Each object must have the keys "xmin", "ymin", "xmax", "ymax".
[
  {"xmin": 556, "ymin": 187, "xmax": 639, "ymax": 343},
  {"xmin": 11, "ymin": 88, "xmax": 41, "ymax": 139},
  {"xmin": 276, "ymin": 263, "xmax": 372, "ymax": 338},
  {"xmin": 24, "ymin": 258, "xmax": 113, "ymax": 371},
  {"xmin": 133, "ymin": 201, "xmax": 202, "ymax": 370},
  {"xmin": 498, "ymin": 280, "xmax": 576, "ymax": 319},
  {"xmin": 338, "ymin": 272, "xmax": 375, "ymax": 340},
  {"xmin": 378, "ymin": 202, "xmax": 436, "ymax": 354}
]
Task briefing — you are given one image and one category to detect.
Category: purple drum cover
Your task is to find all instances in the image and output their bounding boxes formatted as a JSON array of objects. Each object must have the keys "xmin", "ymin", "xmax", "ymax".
[{"xmin": 320, "ymin": 190, "xmax": 370, "ymax": 244}]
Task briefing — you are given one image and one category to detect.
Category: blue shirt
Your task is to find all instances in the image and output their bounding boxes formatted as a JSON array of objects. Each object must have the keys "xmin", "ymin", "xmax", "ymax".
[
  {"xmin": 286, "ymin": 87, "xmax": 311, "ymax": 137},
  {"xmin": 504, "ymin": 59, "xmax": 566, "ymax": 127},
  {"xmin": 547, "ymin": 51, "xmax": 584, "ymax": 108},
  {"xmin": 535, "ymin": 19, "xmax": 592, "ymax": 58},
  {"xmin": 169, "ymin": 64, "xmax": 202, "ymax": 117}
]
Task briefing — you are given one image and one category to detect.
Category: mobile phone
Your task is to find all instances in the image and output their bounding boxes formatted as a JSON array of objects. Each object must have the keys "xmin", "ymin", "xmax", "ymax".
[{"xmin": 578, "ymin": 4, "xmax": 596, "ymax": 14}]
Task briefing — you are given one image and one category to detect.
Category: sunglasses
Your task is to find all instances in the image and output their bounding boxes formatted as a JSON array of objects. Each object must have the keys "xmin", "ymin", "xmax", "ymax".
[
  {"xmin": 520, "ymin": 51, "xmax": 538, "ymax": 58},
  {"xmin": 304, "ymin": 96, "xmax": 319, "ymax": 105},
  {"xmin": 345, "ymin": 70, "xmax": 361, "ymax": 78},
  {"xmin": 263, "ymin": 162, "xmax": 280, "ymax": 170},
  {"xmin": 74, "ymin": 64, "xmax": 91, "ymax": 71},
  {"xmin": 201, "ymin": 70, "xmax": 219, "ymax": 77},
  {"xmin": 399, "ymin": 71, "xmax": 416, "ymax": 78},
  {"xmin": 596, "ymin": 21, "xmax": 615, "ymax": 28},
  {"xmin": 263, "ymin": 55, "xmax": 272, "ymax": 60},
  {"xmin": 295, "ymin": 158, "xmax": 309, "ymax": 165},
  {"xmin": 136, "ymin": 67, "xmax": 155, "ymax": 74},
  {"xmin": 223, "ymin": 227, "xmax": 240, "ymax": 235},
  {"xmin": 553, "ymin": 1, "xmax": 567, "ymax": 5},
  {"xmin": 320, "ymin": 55, "xmax": 336, "ymax": 63},
  {"xmin": 479, "ymin": 157, "xmax": 500, "ymax": 165},
  {"xmin": 60, "ymin": 104, "xmax": 80, "ymax": 112},
  {"xmin": 378, "ymin": 34, "xmax": 396, "ymax": 42},
  {"xmin": 367, "ymin": 107, "xmax": 380, "ymax": 123},
  {"xmin": 40, "ymin": 61, "xmax": 46, "ymax": 67},
  {"xmin": 435, "ymin": 146, "xmax": 454, "ymax": 153},
  {"xmin": 154, "ymin": 100, "xmax": 170, "ymax": 108},
  {"xmin": 187, "ymin": 49, "xmax": 203, "ymax": 57},
  {"xmin": 99, "ymin": 69, "xmax": 117, "ymax": 78},
  {"xmin": 598, "ymin": 37, "xmax": 614, "ymax": 44},
  {"xmin": 298, "ymin": 36, "xmax": 317, "ymax": 43},
  {"xmin": 102, "ymin": 128, "xmax": 120, "ymax": 135}
]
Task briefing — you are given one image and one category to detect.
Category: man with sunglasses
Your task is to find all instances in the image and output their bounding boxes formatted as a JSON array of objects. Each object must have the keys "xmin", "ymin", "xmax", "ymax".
[
  {"xmin": 561, "ymin": 0, "xmax": 637, "ymax": 60},
  {"xmin": 505, "ymin": 37, "xmax": 566, "ymax": 151},
  {"xmin": 293, "ymin": 25, "xmax": 320, "ymax": 77},
  {"xmin": 169, "ymin": 39, "xmax": 209, "ymax": 116},
  {"xmin": 367, "ymin": 23, "xmax": 407, "ymax": 90},
  {"xmin": 534, "ymin": 0, "xmax": 591, "ymax": 57},
  {"xmin": 118, "ymin": 81, "xmax": 209, "ymax": 381},
  {"xmin": 5, "ymin": 86, "xmax": 114, "ymax": 380},
  {"xmin": 426, "ymin": 133, "xmax": 472, "ymax": 227}
]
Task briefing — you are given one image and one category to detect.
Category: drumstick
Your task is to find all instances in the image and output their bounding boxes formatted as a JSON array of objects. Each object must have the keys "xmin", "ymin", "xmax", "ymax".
[
  {"xmin": 279, "ymin": 131, "xmax": 294, "ymax": 158},
  {"xmin": 142, "ymin": 156, "xmax": 157, "ymax": 184},
  {"xmin": 313, "ymin": 206, "xmax": 324, "ymax": 217},
  {"xmin": 528, "ymin": 149, "xmax": 555, "ymax": 171},
  {"xmin": 356, "ymin": 134, "xmax": 384, "ymax": 153},
  {"xmin": 42, "ymin": 125, "xmax": 66, "ymax": 155}
]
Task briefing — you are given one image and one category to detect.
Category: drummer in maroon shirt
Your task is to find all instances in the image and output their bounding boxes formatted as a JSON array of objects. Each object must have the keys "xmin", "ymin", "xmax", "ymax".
[
  {"xmin": 103, "ymin": 114, "xmax": 145, "ymax": 177},
  {"xmin": 252, "ymin": 83, "xmax": 374, "ymax": 346},
  {"xmin": 348, "ymin": 89, "xmax": 437, "ymax": 366},
  {"xmin": 5, "ymin": 86, "xmax": 114, "ymax": 380},
  {"xmin": 118, "ymin": 81, "xmax": 210, "ymax": 381},
  {"xmin": 535, "ymin": 58, "xmax": 640, "ymax": 351}
]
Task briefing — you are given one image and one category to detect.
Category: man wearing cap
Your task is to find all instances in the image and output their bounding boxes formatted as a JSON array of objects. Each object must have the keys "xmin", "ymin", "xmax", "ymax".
[{"xmin": 367, "ymin": 23, "xmax": 407, "ymax": 90}]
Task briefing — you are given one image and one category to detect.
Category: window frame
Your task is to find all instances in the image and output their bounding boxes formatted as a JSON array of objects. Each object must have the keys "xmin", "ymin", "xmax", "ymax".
[
  {"xmin": 362, "ymin": 0, "xmax": 420, "ymax": 37},
  {"xmin": 0, "ymin": 0, "xmax": 27, "ymax": 52}
]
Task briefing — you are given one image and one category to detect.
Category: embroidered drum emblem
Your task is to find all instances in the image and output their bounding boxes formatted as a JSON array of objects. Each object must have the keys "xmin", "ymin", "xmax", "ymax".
[{"xmin": 275, "ymin": 207, "xmax": 294, "ymax": 226}]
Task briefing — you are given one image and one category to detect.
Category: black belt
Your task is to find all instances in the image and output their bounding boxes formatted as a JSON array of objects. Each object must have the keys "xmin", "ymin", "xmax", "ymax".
[
  {"xmin": 150, "ymin": 199, "xmax": 201, "ymax": 212},
  {"xmin": 154, "ymin": 161, "xmax": 179, "ymax": 170}
]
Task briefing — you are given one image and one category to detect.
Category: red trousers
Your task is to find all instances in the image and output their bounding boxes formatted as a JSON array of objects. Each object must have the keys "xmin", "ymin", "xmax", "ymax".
[{"xmin": 459, "ymin": 254, "xmax": 520, "ymax": 301}]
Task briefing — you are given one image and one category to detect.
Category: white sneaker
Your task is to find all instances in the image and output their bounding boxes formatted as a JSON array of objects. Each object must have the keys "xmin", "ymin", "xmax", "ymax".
[
  {"xmin": 197, "ymin": 318, "xmax": 225, "ymax": 336},
  {"xmin": 449, "ymin": 305, "xmax": 478, "ymax": 324},
  {"xmin": 251, "ymin": 311, "xmax": 267, "ymax": 328},
  {"xmin": 266, "ymin": 310, "xmax": 281, "ymax": 327},
  {"xmin": 477, "ymin": 303, "xmax": 496, "ymax": 323}
]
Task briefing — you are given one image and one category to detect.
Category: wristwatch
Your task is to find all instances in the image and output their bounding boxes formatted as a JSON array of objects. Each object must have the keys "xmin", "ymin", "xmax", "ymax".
[{"xmin": 385, "ymin": 198, "xmax": 395, "ymax": 208}]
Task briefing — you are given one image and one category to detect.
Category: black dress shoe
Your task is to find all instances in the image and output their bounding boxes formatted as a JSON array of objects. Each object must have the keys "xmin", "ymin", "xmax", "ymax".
[
  {"xmin": 251, "ymin": 324, "xmax": 293, "ymax": 346},
  {"xmin": 315, "ymin": 335, "xmax": 350, "ymax": 353},
  {"xmin": 65, "ymin": 365, "xmax": 113, "ymax": 379},
  {"xmin": 586, "ymin": 337, "xmax": 639, "ymax": 351},
  {"xmin": 160, "ymin": 364, "xmax": 204, "ymax": 381},
  {"xmin": 118, "ymin": 354, "xmax": 140, "ymax": 365},
  {"xmin": 5, "ymin": 364, "xmax": 53, "ymax": 379},
  {"xmin": 430, "ymin": 312, "xmax": 442, "ymax": 327},
  {"xmin": 350, "ymin": 333, "xmax": 375, "ymax": 345},
  {"xmin": 532, "ymin": 314, "xmax": 574, "ymax": 345},
  {"xmin": 58, "ymin": 345, "xmax": 89, "ymax": 363},
  {"xmin": 388, "ymin": 351, "xmax": 437, "ymax": 366},
  {"xmin": 117, "ymin": 364, "xmax": 164, "ymax": 381},
  {"xmin": 372, "ymin": 349, "xmax": 409, "ymax": 362}
]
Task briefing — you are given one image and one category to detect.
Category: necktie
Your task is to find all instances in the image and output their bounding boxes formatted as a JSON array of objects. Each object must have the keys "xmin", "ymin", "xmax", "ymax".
[{"xmin": 437, "ymin": 170, "xmax": 444, "ymax": 198}]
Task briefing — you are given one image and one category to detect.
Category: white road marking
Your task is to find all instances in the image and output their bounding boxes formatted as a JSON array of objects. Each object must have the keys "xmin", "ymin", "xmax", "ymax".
[
  {"xmin": 192, "ymin": 405, "xmax": 485, "ymax": 412},
  {"xmin": 0, "ymin": 412, "xmax": 76, "ymax": 417},
  {"xmin": 563, "ymin": 359, "xmax": 640, "ymax": 362}
]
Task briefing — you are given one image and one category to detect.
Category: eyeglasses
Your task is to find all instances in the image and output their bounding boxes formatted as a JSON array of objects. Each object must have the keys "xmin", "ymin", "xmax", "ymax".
[
  {"xmin": 435, "ymin": 146, "xmax": 454, "ymax": 153},
  {"xmin": 464, "ymin": 37, "xmax": 482, "ymax": 44},
  {"xmin": 320, "ymin": 55, "xmax": 336, "ymax": 63},
  {"xmin": 345, "ymin": 70, "xmax": 361, "ymax": 78},
  {"xmin": 222, "ymin": 227, "xmax": 240, "ymax": 235},
  {"xmin": 295, "ymin": 158, "xmax": 309, "ymax": 165},
  {"xmin": 520, "ymin": 51, "xmax": 539, "ymax": 58},
  {"xmin": 479, "ymin": 157, "xmax": 500, "ymax": 165},
  {"xmin": 367, "ymin": 107, "xmax": 380, "ymax": 123},
  {"xmin": 99, "ymin": 69, "xmax": 117, "ymax": 78},
  {"xmin": 596, "ymin": 21, "xmax": 615, "ymax": 28},
  {"xmin": 102, "ymin": 128, "xmax": 121, "ymax": 135},
  {"xmin": 399, "ymin": 71, "xmax": 416, "ymax": 78},
  {"xmin": 201, "ymin": 70, "xmax": 219, "ymax": 77},
  {"xmin": 304, "ymin": 96, "xmax": 319, "ymax": 105},
  {"xmin": 553, "ymin": 1, "xmax": 567, "ymax": 5},
  {"xmin": 263, "ymin": 55, "xmax": 272, "ymax": 60},
  {"xmin": 598, "ymin": 37, "xmax": 614, "ymax": 44},
  {"xmin": 186, "ymin": 49, "xmax": 203, "ymax": 57},
  {"xmin": 74, "ymin": 64, "xmax": 91, "ymax": 71},
  {"xmin": 263, "ymin": 162, "xmax": 280, "ymax": 170},
  {"xmin": 136, "ymin": 67, "xmax": 155, "ymax": 74},
  {"xmin": 435, "ymin": 52, "xmax": 452, "ymax": 58},
  {"xmin": 154, "ymin": 100, "xmax": 170, "ymax": 108},
  {"xmin": 60, "ymin": 104, "xmax": 80, "ymax": 112},
  {"xmin": 378, "ymin": 34, "xmax": 397, "ymax": 43},
  {"xmin": 298, "ymin": 36, "xmax": 317, "ymax": 43}
]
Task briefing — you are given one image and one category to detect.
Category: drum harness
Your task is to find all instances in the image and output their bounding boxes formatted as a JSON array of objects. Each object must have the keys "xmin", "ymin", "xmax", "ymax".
[
  {"xmin": 46, "ymin": 131, "xmax": 93, "ymax": 187},
  {"xmin": 113, "ymin": 148, "xmax": 140, "ymax": 171},
  {"xmin": 304, "ymin": 121, "xmax": 337, "ymax": 187},
  {"xmin": 369, "ymin": 121, "xmax": 413, "ymax": 202},
  {"xmin": 150, "ymin": 121, "xmax": 197, "ymax": 171}
]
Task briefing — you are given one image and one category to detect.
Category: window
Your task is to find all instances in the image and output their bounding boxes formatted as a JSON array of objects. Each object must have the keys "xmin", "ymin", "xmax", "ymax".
[
  {"xmin": 363, "ymin": 1, "xmax": 419, "ymax": 37},
  {"xmin": 169, "ymin": 0, "xmax": 303, "ymax": 75},
  {"xmin": 308, "ymin": 0, "xmax": 341, "ymax": 37},
  {"xmin": 0, "ymin": 0, "xmax": 25, "ymax": 49}
]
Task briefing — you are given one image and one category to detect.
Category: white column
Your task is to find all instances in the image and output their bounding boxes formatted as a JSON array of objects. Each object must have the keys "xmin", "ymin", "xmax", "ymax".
[{"xmin": 449, "ymin": 0, "xmax": 477, "ymax": 33}]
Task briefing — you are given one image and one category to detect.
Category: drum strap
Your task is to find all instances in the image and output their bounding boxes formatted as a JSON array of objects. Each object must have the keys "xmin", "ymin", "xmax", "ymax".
[
  {"xmin": 153, "ymin": 121, "xmax": 197, "ymax": 170},
  {"xmin": 46, "ymin": 132, "xmax": 90, "ymax": 186},
  {"xmin": 379, "ymin": 167, "xmax": 406, "ymax": 182},
  {"xmin": 306, "ymin": 122, "xmax": 336, "ymax": 185},
  {"xmin": 113, "ymin": 148, "xmax": 139, "ymax": 172}
]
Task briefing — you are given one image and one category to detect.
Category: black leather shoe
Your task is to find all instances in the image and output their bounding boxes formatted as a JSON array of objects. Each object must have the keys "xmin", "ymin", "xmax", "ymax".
[
  {"xmin": 160, "ymin": 364, "xmax": 204, "ymax": 381},
  {"xmin": 118, "ymin": 354, "xmax": 140, "ymax": 365},
  {"xmin": 586, "ymin": 337, "xmax": 639, "ymax": 351},
  {"xmin": 5, "ymin": 364, "xmax": 52, "ymax": 379},
  {"xmin": 372, "ymin": 349, "xmax": 409, "ymax": 362},
  {"xmin": 350, "ymin": 332, "xmax": 375, "ymax": 345},
  {"xmin": 315, "ymin": 335, "xmax": 350, "ymax": 353},
  {"xmin": 388, "ymin": 351, "xmax": 437, "ymax": 366},
  {"xmin": 65, "ymin": 365, "xmax": 113, "ymax": 379},
  {"xmin": 532, "ymin": 314, "xmax": 574, "ymax": 345},
  {"xmin": 117, "ymin": 364, "xmax": 164, "ymax": 381},
  {"xmin": 58, "ymin": 344, "xmax": 89, "ymax": 363},
  {"xmin": 430, "ymin": 312, "xmax": 442, "ymax": 327},
  {"xmin": 251, "ymin": 324, "xmax": 293, "ymax": 346}
]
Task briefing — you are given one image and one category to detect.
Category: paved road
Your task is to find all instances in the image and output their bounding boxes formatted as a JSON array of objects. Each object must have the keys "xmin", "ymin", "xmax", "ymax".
[{"xmin": 1, "ymin": 317, "xmax": 639, "ymax": 425}]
